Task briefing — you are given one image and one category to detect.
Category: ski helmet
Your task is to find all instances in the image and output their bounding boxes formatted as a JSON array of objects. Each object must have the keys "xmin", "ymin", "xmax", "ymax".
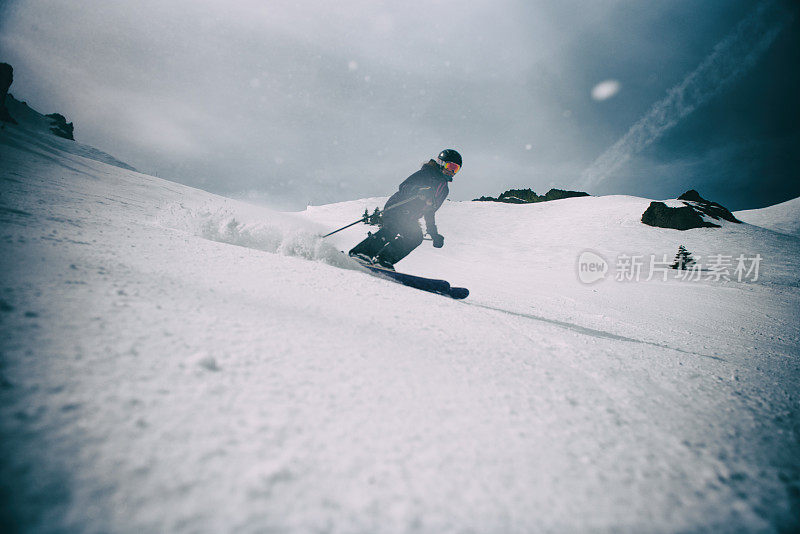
[
  {"xmin": 437, "ymin": 149, "xmax": 462, "ymax": 179},
  {"xmin": 437, "ymin": 149, "xmax": 462, "ymax": 166}
]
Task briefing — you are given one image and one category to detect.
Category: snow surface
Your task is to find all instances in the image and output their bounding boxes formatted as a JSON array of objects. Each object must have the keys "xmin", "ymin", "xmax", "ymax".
[
  {"xmin": 735, "ymin": 196, "xmax": 800, "ymax": 238},
  {"xmin": 1, "ymin": 121, "xmax": 799, "ymax": 532}
]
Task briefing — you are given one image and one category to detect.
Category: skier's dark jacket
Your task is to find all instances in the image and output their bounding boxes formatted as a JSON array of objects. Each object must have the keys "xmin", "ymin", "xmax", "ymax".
[{"xmin": 383, "ymin": 160, "xmax": 450, "ymax": 234}]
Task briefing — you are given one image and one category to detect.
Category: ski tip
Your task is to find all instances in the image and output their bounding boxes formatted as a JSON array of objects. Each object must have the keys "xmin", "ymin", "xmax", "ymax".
[{"xmin": 449, "ymin": 287, "xmax": 469, "ymax": 299}]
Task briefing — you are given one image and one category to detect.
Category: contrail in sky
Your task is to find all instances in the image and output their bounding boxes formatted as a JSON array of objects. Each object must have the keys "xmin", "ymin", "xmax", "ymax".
[{"xmin": 580, "ymin": 0, "xmax": 795, "ymax": 189}]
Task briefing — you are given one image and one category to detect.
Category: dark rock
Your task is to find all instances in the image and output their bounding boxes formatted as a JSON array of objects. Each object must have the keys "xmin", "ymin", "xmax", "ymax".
[
  {"xmin": 474, "ymin": 188, "xmax": 590, "ymax": 204},
  {"xmin": 499, "ymin": 189, "xmax": 539, "ymax": 203},
  {"xmin": 677, "ymin": 189, "xmax": 705, "ymax": 203},
  {"xmin": 677, "ymin": 189, "xmax": 740, "ymax": 223},
  {"xmin": 641, "ymin": 190, "xmax": 741, "ymax": 230},
  {"xmin": 642, "ymin": 202, "xmax": 720, "ymax": 230},
  {"xmin": 542, "ymin": 188, "xmax": 591, "ymax": 202},
  {"xmin": 1, "ymin": 65, "xmax": 76, "ymax": 140},
  {"xmin": 46, "ymin": 113, "xmax": 74, "ymax": 140},
  {"xmin": 0, "ymin": 62, "xmax": 18, "ymax": 124}
]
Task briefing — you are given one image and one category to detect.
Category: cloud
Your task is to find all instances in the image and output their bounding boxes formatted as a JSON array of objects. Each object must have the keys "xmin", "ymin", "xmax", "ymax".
[
  {"xmin": 2, "ymin": 0, "xmax": 795, "ymax": 210},
  {"xmin": 591, "ymin": 80, "xmax": 621, "ymax": 101},
  {"xmin": 580, "ymin": 0, "xmax": 795, "ymax": 189}
]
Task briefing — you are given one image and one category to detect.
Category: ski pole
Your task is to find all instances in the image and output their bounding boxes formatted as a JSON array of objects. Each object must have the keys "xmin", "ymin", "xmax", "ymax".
[
  {"xmin": 319, "ymin": 194, "xmax": 425, "ymax": 239},
  {"xmin": 319, "ymin": 216, "xmax": 368, "ymax": 238}
]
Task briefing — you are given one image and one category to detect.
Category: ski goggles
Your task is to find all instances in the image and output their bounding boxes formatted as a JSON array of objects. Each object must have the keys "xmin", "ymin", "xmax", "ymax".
[{"xmin": 439, "ymin": 160, "xmax": 461, "ymax": 175}]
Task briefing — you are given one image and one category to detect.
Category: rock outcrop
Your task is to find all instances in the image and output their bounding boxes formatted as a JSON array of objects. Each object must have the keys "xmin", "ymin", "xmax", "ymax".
[
  {"xmin": 46, "ymin": 113, "xmax": 75, "ymax": 140},
  {"xmin": 475, "ymin": 188, "xmax": 590, "ymax": 204},
  {"xmin": 641, "ymin": 190, "xmax": 741, "ymax": 230},
  {"xmin": 1, "ymin": 63, "xmax": 75, "ymax": 140},
  {"xmin": 0, "ymin": 62, "xmax": 18, "ymax": 124}
]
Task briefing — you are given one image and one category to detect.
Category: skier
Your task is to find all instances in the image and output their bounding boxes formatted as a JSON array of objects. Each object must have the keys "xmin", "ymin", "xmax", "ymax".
[{"xmin": 349, "ymin": 149, "xmax": 462, "ymax": 270}]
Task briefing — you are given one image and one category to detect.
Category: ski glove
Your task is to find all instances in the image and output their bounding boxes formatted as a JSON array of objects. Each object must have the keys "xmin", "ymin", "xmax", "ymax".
[{"xmin": 431, "ymin": 233, "xmax": 444, "ymax": 248}]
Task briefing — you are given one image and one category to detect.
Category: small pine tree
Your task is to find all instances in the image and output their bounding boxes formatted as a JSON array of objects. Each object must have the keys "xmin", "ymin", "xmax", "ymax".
[
  {"xmin": 670, "ymin": 245, "xmax": 696, "ymax": 270},
  {"xmin": 364, "ymin": 207, "xmax": 383, "ymax": 227},
  {"xmin": 370, "ymin": 207, "xmax": 383, "ymax": 227},
  {"xmin": 362, "ymin": 208, "xmax": 370, "ymax": 221}
]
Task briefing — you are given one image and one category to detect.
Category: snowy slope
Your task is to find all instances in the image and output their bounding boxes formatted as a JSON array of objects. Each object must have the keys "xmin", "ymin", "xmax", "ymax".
[
  {"xmin": 1, "ymin": 121, "xmax": 799, "ymax": 533},
  {"xmin": 305, "ymin": 194, "xmax": 799, "ymax": 353},
  {"xmin": 3, "ymin": 94, "xmax": 138, "ymax": 172},
  {"xmin": 735, "ymin": 196, "xmax": 800, "ymax": 238}
]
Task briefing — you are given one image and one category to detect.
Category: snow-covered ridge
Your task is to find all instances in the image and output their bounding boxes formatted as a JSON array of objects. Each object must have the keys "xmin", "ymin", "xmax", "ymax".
[
  {"xmin": 735, "ymin": 195, "xmax": 800, "ymax": 237},
  {"xmin": 302, "ymin": 193, "xmax": 798, "ymax": 289},
  {"xmin": 2, "ymin": 121, "xmax": 799, "ymax": 532},
  {"xmin": 4, "ymin": 94, "xmax": 137, "ymax": 172}
]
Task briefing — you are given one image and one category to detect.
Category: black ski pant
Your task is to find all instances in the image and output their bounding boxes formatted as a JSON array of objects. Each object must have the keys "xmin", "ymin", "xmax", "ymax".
[{"xmin": 349, "ymin": 215, "xmax": 423, "ymax": 265}]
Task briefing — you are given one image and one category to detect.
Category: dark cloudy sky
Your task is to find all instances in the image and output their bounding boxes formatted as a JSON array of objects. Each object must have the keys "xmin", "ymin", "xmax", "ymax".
[{"xmin": 1, "ymin": 0, "xmax": 797, "ymax": 210}]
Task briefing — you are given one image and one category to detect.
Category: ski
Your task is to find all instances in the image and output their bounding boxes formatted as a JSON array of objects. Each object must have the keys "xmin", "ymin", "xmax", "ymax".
[{"xmin": 351, "ymin": 257, "xmax": 469, "ymax": 300}]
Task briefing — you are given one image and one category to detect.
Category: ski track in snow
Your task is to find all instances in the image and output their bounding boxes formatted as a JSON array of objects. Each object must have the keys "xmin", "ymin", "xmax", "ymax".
[
  {"xmin": 1, "ymin": 123, "xmax": 800, "ymax": 532},
  {"xmin": 463, "ymin": 301, "xmax": 728, "ymax": 362}
]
